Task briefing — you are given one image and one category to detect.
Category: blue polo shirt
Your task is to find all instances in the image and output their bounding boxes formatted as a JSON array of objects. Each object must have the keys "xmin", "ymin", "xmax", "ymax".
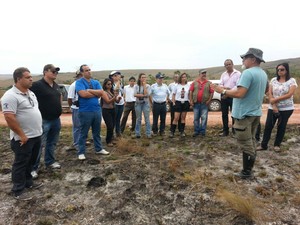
[{"xmin": 75, "ymin": 78, "xmax": 102, "ymax": 112}]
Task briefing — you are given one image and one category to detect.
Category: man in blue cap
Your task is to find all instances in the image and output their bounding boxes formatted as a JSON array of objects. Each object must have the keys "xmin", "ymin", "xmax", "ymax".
[{"xmin": 150, "ymin": 73, "xmax": 170, "ymax": 136}]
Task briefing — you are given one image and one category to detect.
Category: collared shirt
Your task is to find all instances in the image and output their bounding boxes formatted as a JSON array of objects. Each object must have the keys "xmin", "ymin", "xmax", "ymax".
[
  {"xmin": 30, "ymin": 78, "xmax": 62, "ymax": 120},
  {"xmin": 151, "ymin": 83, "xmax": 170, "ymax": 103},
  {"xmin": 1, "ymin": 86, "xmax": 42, "ymax": 140},
  {"xmin": 124, "ymin": 84, "xmax": 136, "ymax": 102},
  {"xmin": 220, "ymin": 69, "xmax": 241, "ymax": 89},
  {"xmin": 75, "ymin": 78, "xmax": 102, "ymax": 112},
  {"xmin": 67, "ymin": 81, "xmax": 78, "ymax": 109}
]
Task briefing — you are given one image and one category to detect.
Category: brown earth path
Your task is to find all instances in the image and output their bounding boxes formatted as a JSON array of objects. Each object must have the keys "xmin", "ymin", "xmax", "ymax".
[{"xmin": 0, "ymin": 104, "xmax": 299, "ymax": 127}]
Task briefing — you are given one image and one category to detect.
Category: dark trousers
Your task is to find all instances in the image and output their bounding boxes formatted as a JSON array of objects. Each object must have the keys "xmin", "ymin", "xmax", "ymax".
[
  {"xmin": 102, "ymin": 108, "xmax": 116, "ymax": 144},
  {"xmin": 120, "ymin": 102, "xmax": 136, "ymax": 133},
  {"xmin": 221, "ymin": 97, "xmax": 234, "ymax": 132},
  {"xmin": 11, "ymin": 136, "xmax": 41, "ymax": 195},
  {"xmin": 261, "ymin": 109, "xmax": 293, "ymax": 148},
  {"xmin": 152, "ymin": 102, "xmax": 167, "ymax": 133},
  {"xmin": 170, "ymin": 102, "xmax": 181, "ymax": 131},
  {"xmin": 115, "ymin": 105, "xmax": 124, "ymax": 135}
]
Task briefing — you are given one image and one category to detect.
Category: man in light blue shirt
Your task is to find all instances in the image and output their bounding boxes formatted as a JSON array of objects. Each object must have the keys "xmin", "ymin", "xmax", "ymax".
[
  {"xmin": 150, "ymin": 73, "xmax": 170, "ymax": 136},
  {"xmin": 212, "ymin": 48, "xmax": 268, "ymax": 179}
]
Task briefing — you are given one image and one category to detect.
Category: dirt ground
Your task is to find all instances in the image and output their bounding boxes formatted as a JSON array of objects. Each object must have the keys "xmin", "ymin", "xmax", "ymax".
[{"xmin": 0, "ymin": 105, "xmax": 299, "ymax": 225}]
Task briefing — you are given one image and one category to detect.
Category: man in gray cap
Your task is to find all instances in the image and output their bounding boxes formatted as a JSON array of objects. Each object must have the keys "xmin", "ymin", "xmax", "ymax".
[{"xmin": 211, "ymin": 48, "xmax": 268, "ymax": 179}]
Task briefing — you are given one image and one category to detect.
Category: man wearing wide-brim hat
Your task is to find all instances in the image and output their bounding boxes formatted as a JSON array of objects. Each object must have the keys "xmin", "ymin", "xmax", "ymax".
[{"xmin": 211, "ymin": 48, "xmax": 268, "ymax": 179}]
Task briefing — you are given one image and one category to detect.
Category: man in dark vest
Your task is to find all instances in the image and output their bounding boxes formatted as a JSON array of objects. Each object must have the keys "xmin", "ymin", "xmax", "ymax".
[{"xmin": 189, "ymin": 70, "xmax": 214, "ymax": 137}]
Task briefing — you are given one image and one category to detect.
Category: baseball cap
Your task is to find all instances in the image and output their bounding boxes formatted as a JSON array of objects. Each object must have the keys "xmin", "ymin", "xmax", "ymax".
[
  {"xmin": 43, "ymin": 64, "xmax": 60, "ymax": 72},
  {"xmin": 155, "ymin": 73, "xmax": 164, "ymax": 79}
]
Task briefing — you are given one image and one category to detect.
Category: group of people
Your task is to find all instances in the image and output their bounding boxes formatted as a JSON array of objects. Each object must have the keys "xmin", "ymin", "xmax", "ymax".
[{"xmin": 1, "ymin": 47, "xmax": 298, "ymax": 200}]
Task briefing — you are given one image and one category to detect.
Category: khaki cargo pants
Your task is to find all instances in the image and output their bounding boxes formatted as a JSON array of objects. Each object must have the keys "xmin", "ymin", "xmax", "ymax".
[{"xmin": 233, "ymin": 116, "xmax": 260, "ymax": 157}]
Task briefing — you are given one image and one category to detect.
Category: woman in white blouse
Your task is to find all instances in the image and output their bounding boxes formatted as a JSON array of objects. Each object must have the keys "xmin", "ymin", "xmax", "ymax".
[{"xmin": 258, "ymin": 63, "xmax": 298, "ymax": 152}]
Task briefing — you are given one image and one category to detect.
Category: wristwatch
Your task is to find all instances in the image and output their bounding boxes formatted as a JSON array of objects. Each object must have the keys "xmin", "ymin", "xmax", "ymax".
[{"xmin": 221, "ymin": 89, "xmax": 227, "ymax": 95}]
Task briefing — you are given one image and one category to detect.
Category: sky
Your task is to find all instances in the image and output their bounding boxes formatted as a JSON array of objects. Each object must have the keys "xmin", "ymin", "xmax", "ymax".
[{"xmin": 0, "ymin": 0, "xmax": 299, "ymax": 74}]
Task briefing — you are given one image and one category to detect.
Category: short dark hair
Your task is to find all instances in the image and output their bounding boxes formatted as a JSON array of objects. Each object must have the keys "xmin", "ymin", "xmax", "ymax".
[
  {"xmin": 13, "ymin": 67, "xmax": 30, "ymax": 83},
  {"xmin": 129, "ymin": 76, "xmax": 136, "ymax": 81},
  {"xmin": 79, "ymin": 64, "xmax": 88, "ymax": 72}
]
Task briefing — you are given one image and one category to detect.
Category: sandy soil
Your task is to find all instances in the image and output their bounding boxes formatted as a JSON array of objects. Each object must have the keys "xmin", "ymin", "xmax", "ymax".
[{"xmin": 1, "ymin": 104, "xmax": 299, "ymax": 127}]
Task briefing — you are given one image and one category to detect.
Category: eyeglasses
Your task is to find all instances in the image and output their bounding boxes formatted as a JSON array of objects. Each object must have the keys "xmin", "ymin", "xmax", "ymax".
[
  {"xmin": 277, "ymin": 68, "xmax": 285, "ymax": 72},
  {"xmin": 28, "ymin": 96, "xmax": 34, "ymax": 107},
  {"xmin": 51, "ymin": 70, "xmax": 58, "ymax": 74}
]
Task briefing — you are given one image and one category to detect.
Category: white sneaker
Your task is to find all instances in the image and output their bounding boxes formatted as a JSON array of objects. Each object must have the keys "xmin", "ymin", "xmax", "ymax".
[
  {"xmin": 49, "ymin": 162, "xmax": 61, "ymax": 169},
  {"xmin": 96, "ymin": 149, "xmax": 110, "ymax": 155},
  {"xmin": 31, "ymin": 171, "xmax": 38, "ymax": 179},
  {"xmin": 78, "ymin": 154, "xmax": 86, "ymax": 160}
]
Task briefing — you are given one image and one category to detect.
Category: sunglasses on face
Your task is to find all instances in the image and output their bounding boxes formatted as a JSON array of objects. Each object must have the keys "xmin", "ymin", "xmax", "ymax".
[
  {"xmin": 28, "ymin": 96, "xmax": 34, "ymax": 107},
  {"xmin": 277, "ymin": 68, "xmax": 285, "ymax": 72},
  {"xmin": 51, "ymin": 70, "xmax": 58, "ymax": 74}
]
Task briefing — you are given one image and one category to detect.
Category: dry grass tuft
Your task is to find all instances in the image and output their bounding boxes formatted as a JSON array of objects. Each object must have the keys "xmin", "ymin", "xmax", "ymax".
[
  {"xmin": 114, "ymin": 138, "xmax": 146, "ymax": 155},
  {"xmin": 182, "ymin": 168, "xmax": 213, "ymax": 185},
  {"xmin": 216, "ymin": 188, "xmax": 262, "ymax": 222},
  {"xmin": 254, "ymin": 185, "xmax": 273, "ymax": 197}
]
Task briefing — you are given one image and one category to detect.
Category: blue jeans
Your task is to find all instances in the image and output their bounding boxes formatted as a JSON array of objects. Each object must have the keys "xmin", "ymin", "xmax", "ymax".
[
  {"xmin": 33, "ymin": 118, "xmax": 61, "ymax": 170},
  {"xmin": 115, "ymin": 104, "xmax": 124, "ymax": 135},
  {"xmin": 193, "ymin": 103, "xmax": 208, "ymax": 135},
  {"xmin": 78, "ymin": 111, "xmax": 103, "ymax": 155},
  {"xmin": 71, "ymin": 108, "xmax": 81, "ymax": 147},
  {"xmin": 135, "ymin": 103, "xmax": 151, "ymax": 136}
]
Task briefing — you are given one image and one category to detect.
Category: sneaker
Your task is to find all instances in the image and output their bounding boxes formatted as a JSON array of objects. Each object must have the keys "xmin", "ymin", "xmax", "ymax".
[
  {"xmin": 78, "ymin": 154, "xmax": 86, "ymax": 160},
  {"xmin": 152, "ymin": 132, "xmax": 158, "ymax": 137},
  {"xmin": 14, "ymin": 191, "xmax": 33, "ymax": 201},
  {"xmin": 107, "ymin": 143, "xmax": 114, "ymax": 147},
  {"xmin": 85, "ymin": 141, "xmax": 91, "ymax": 146},
  {"xmin": 96, "ymin": 149, "xmax": 110, "ymax": 155},
  {"xmin": 169, "ymin": 132, "xmax": 174, "ymax": 138},
  {"xmin": 27, "ymin": 182, "xmax": 43, "ymax": 189},
  {"xmin": 48, "ymin": 162, "xmax": 61, "ymax": 169},
  {"xmin": 31, "ymin": 170, "xmax": 38, "ymax": 179},
  {"xmin": 180, "ymin": 132, "xmax": 186, "ymax": 137},
  {"xmin": 136, "ymin": 135, "xmax": 141, "ymax": 139}
]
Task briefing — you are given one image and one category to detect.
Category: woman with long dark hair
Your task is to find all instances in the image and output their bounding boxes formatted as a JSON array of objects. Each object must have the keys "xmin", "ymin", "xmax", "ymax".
[
  {"xmin": 170, "ymin": 73, "xmax": 190, "ymax": 137},
  {"xmin": 134, "ymin": 73, "xmax": 151, "ymax": 138},
  {"xmin": 257, "ymin": 63, "xmax": 298, "ymax": 151},
  {"xmin": 101, "ymin": 78, "xmax": 120, "ymax": 147}
]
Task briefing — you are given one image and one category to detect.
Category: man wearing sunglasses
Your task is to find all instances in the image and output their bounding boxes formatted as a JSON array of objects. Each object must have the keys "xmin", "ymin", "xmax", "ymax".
[
  {"xmin": 1, "ymin": 67, "xmax": 43, "ymax": 200},
  {"xmin": 211, "ymin": 48, "xmax": 268, "ymax": 179},
  {"xmin": 30, "ymin": 64, "xmax": 62, "ymax": 178}
]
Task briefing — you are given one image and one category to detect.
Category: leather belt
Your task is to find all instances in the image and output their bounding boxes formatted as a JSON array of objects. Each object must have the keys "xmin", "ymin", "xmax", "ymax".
[{"xmin": 154, "ymin": 102, "xmax": 166, "ymax": 105}]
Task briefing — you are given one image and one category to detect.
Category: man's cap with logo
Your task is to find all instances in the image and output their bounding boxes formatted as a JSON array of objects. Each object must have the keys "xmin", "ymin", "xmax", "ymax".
[
  {"xmin": 240, "ymin": 48, "xmax": 265, "ymax": 63},
  {"xmin": 199, "ymin": 69, "xmax": 207, "ymax": 74},
  {"xmin": 155, "ymin": 73, "xmax": 164, "ymax": 79}
]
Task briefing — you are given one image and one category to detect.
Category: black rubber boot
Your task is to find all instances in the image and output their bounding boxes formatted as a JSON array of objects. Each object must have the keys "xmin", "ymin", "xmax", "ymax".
[
  {"xmin": 180, "ymin": 123, "xmax": 186, "ymax": 137},
  {"xmin": 169, "ymin": 124, "xmax": 176, "ymax": 138},
  {"xmin": 235, "ymin": 152, "xmax": 256, "ymax": 179}
]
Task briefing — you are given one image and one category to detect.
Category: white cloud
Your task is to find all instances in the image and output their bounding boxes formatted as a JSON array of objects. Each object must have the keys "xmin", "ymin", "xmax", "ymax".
[{"xmin": 0, "ymin": 0, "xmax": 299, "ymax": 74}]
